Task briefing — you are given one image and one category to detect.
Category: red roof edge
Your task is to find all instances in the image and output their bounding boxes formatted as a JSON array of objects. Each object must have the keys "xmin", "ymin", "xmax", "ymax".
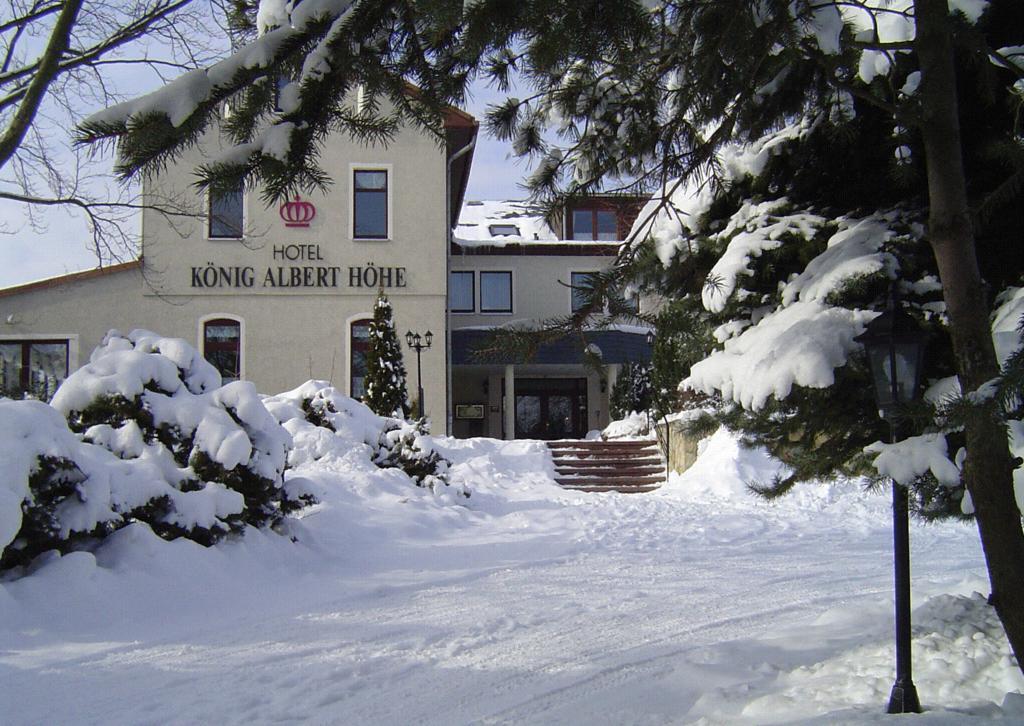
[
  {"xmin": 0, "ymin": 259, "xmax": 142, "ymax": 298},
  {"xmin": 400, "ymin": 81, "xmax": 478, "ymax": 129}
]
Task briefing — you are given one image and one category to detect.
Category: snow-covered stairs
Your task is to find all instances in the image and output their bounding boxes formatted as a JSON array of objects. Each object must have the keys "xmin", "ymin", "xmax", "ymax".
[{"xmin": 547, "ymin": 439, "xmax": 666, "ymax": 493}]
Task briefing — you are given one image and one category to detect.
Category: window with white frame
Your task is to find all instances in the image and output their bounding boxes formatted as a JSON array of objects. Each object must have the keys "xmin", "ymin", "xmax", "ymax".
[
  {"xmin": 209, "ymin": 184, "xmax": 244, "ymax": 239},
  {"xmin": 570, "ymin": 271, "xmax": 638, "ymax": 315},
  {"xmin": 480, "ymin": 271, "xmax": 512, "ymax": 313},
  {"xmin": 202, "ymin": 318, "xmax": 242, "ymax": 382},
  {"xmin": 450, "ymin": 271, "xmax": 475, "ymax": 312},
  {"xmin": 571, "ymin": 208, "xmax": 617, "ymax": 241},
  {"xmin": 570, "ymin": 271, "xmax": 596, "ymax": 313},
  {"xmin": 353, "ymin": 169, "xmax": 388, "ymax": 239},
  {"xmin": 0, "ymin": 339, "xmax": 69, "ymax": 400},
  {"xmin": 620, "ymin": 290, "xmax": 640, "ymax": 314},
  {"xmin": 350, "ymin": 318, "xmax": 373, "ymax": 398}
]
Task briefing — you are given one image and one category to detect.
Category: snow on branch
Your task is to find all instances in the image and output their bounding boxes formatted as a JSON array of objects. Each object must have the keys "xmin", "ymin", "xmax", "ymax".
[
  {"xmin": 865, "ymin": 433, "xmax": 962, "ymax": 487},
  {"xmin": 685, "ymin": 300, "xmax": 877, "ymax": 411}
]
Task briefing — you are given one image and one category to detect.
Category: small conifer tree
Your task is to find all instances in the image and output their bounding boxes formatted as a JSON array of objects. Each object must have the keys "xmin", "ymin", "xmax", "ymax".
[
  {"xmin": 610, "ymin": 362, "xmax": 653, "ymax": 419},
  {"xmin": 363, "ymin": 290, "xmax": 411, "ymax": 418}
]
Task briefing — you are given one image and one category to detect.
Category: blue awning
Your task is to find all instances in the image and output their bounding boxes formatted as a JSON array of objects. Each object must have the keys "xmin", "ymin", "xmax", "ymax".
[{"xmin": 452, "ymin": 328, "xmax": 652, "ymax": 366}]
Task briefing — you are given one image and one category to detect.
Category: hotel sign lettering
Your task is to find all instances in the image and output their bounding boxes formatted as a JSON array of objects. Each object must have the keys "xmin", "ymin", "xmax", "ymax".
[
  {"xmin": 189, "ymin": 245, "xmax": 407, "ymax": 290},
  {"xmin": 279, "ymin": 196, "xmax": 316, "ymax": 228}
]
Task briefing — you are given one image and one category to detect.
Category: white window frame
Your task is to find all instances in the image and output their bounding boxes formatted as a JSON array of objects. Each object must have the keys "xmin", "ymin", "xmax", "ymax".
[
  {"xmin": 567, "ymin": 268, "xmax": 638, "ymax": 315},
  {"xmin": 205, "ymin": 186, "xmax": 247, "ymax": 241},
  {"xmin": 570, "ymin": 207, "xmax": 618, "ymax": 241},
  {"xmin": 197, "ymin": 313, "xmax": 246, "ymax": 381},
  {"xmin": 349, "ymin": 163, "xmax": 393, "ymax": 241},
  {"xmin": 478, "ymin": 269, "xmax": 514, "ymax": 315},
  {"xmin": 0, "ymin": 333, "xmax": 79, "ymax": 395},
  {"xmin": 449, "ymin": 270, "xmax": 475, "ymax": 314},
  {"xmin": 344, "ymin": 311, "xmax": 374, "ymax": 398},
  {"xmin": 569, "ymin": 269, "xmax": 600, "ymax": 314}
]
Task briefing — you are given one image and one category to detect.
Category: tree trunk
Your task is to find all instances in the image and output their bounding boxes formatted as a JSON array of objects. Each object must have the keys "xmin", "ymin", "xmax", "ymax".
[{"xmin": 915, "ymin": 0, "xmax": 1024, "ymax": 675}]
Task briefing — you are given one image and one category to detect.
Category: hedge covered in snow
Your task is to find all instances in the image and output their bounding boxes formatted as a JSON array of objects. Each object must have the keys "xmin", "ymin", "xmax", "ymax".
[
  {"xmin": 1, "ymin": 330, "xmax": 463, "ymax": 573},
  {"xmin": 264, "ymin": 380, "xmax": 465, "ymax": 498}
]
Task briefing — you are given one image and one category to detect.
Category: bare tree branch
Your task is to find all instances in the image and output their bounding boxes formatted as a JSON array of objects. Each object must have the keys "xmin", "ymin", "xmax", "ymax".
[{"xmin": 0, "ymin": 0, "xmax": 84, "ymax": 167}]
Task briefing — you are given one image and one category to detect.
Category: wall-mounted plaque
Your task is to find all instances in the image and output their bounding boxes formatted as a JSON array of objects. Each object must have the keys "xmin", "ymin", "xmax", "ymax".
[{"xmin": 456, "ymin": 404, "xmax": 485, "ymax": 420}]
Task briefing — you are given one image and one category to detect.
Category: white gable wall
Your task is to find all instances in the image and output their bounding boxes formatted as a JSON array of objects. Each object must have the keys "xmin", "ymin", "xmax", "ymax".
[{"xmin": 1, "ymin": 113, "xmax": 453, "ymax": 428}]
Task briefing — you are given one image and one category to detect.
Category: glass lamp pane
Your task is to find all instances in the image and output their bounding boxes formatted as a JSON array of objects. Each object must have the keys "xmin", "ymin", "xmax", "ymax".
[
  {"xmin": 867, "ymin": 342, "xmax": 922, "ymax": 409},
  {"xmin": 868, "ymin": 345, "xmax": 897, "ymax": 408},
  {"xmin": 892, "ymin": 342, "xmax": 920, "ymax": 403}
]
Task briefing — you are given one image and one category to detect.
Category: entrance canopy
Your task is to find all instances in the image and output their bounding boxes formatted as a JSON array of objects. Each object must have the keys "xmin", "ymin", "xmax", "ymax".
[{"xmin": 451, "ymin": 328, "xmax": 652, "ymax": 366}]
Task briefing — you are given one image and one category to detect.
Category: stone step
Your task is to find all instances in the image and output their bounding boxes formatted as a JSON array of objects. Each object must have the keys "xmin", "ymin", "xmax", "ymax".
[
  {"xmin": 554, "ymin": 475, "xmax": 665, "ymax": 487},
  {"xmin": 555, "ymin": 464, "xmax": 665, "ymax": 476},
  {"xmin": 550, "ymin": 449, "xmax": 661, "ymax": 459},
  {"xmin": 548, "ymin": 442, "xmax": 658, "ymax": 451},
  {"xmin": 546, "ymin": 439, "xmax": 665, "ymax": 494},
  {"xmin": 552, "ymin": 456, "xmax": 663, "ymax": 467},
  {"xmin": 559, "ymin": 483, "xmax": 662, "ymax": 493}
]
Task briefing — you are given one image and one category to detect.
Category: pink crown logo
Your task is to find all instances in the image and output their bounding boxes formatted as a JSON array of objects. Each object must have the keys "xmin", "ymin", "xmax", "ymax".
[{"xmin": 280, "ymin": 195, "xmax": 316, "ymax": 227}]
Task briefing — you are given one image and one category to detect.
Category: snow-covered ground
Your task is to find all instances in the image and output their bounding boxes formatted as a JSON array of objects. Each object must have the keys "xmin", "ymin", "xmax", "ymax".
[{"xmin": 1, "ymin": 429, "xmax": 1021, "ymax": 725}]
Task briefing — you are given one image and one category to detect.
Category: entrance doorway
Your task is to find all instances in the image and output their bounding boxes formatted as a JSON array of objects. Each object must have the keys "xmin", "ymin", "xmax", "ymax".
[{"xmin": 513, "ymin": 378, "xmax": 588, "ymax": 439}]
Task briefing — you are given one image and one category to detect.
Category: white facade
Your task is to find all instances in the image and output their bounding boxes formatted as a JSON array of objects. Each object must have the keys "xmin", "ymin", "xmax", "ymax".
[
  {"xmin": 0, "ymin": 117, "xmax": 655, "ymax": 440},
  {"xmin": 1, "ymin": 104, "xmax": 477, "ymax": 433},
  {"xmin": 448, "ymin": 200, "xmax": 654, "ymax": 440}
]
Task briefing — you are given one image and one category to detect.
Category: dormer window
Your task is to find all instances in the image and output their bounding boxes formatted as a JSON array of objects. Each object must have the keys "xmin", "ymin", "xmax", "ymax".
[
  {"xmin": 571, "ymin": 208, "xmax": 617, "ymax": 241},
  {"xmin": 488, "ymin": 224, "xmax": 520, "ymax": 237}
]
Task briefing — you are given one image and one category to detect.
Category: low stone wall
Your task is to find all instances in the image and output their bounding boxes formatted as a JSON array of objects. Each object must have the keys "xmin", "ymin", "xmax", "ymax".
[{"xmin": 654, "ymin": 418, "xmax": 704, "ymax": 475}]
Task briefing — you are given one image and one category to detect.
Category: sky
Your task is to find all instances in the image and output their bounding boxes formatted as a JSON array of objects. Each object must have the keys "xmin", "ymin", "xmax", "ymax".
[{"xmin": 0, "ymin": 77, "xmax": 528, "ymax": 289}]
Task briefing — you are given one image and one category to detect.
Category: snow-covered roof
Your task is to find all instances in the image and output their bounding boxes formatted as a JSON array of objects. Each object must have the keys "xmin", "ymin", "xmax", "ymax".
[
  {"xmin": 454, "ymin": 200, "xmax": 559, "ymax": 246},
  {"xmin": 455, "ymin": 198, "xmax": 646, "ymax": 250},
  {"xmin": 0, "ymin": 260, "xmax": 141, "ymax": 297}
]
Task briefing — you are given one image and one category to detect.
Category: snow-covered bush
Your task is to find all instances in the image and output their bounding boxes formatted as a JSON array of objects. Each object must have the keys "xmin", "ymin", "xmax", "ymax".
[
  {"xmin": 265, "ymin": 381, "xmax": 466, "ymax": 497},
  {"xmin": 602, "ymin": 411, "xmax": 650, "ymax": 439},
  {"xmin": 51, "ymin": 330, "xmax": 303, "ymax": 532},
  {"xmin": 374, "ymin": 419, "xmax": 464, "ymax": 496},
  {"xmin": 0, "ymin": 398, "xmax": 243, "ymax": 570}
]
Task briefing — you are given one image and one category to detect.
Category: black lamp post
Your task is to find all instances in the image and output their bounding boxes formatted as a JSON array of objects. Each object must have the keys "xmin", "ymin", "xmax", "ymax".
[
  {"xmin": 405, "ymin": 329, "xmax": 432, "ymax": 418},
  {"xmin": 645, "ymin": 329, "xmax": 656, "ymax": 433},
  {"xmin": 855, "ymin": 291, "xmax": 928, "ymax": 715}
]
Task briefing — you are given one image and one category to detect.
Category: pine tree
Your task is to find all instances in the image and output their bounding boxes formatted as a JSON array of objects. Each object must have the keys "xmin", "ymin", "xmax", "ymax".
[
  {"xmin": 610, "ymin": 362, "xmax": 652, "ymax": 419},
  {"xmin": 363, "ymin": 290, "xmax": 411, "ymax": 419},
  {"xmin": 76, "ymin": 0, "xmax": 1024, "ymax": 674}
]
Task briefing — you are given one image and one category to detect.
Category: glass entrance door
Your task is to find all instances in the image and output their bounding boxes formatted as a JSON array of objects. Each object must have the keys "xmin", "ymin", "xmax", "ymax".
[{"xmin": 513, "ymin": 378, "xmax": 588, "ymax": 439}]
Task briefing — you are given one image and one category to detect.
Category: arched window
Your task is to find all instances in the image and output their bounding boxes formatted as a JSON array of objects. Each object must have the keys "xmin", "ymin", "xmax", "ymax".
[
  {"xmin": 203, "ymin": 318, "xmax": 242, "ymax": 382},
  {"xmin": 350, "ymin": 318, "xmax": 373, "ymax": 399}
]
